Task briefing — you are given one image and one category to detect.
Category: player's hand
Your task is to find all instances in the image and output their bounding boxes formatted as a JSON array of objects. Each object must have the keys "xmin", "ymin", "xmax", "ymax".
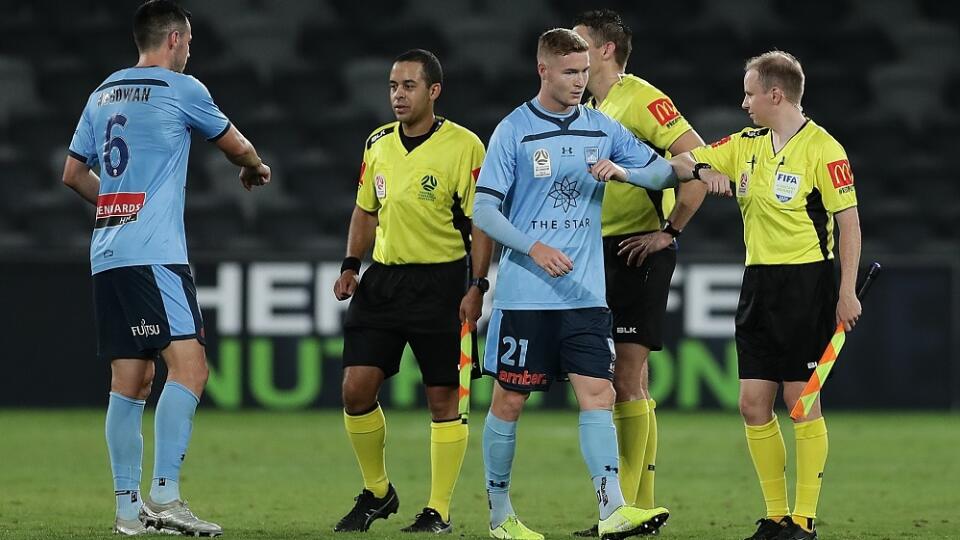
[
  {"xmin": 588, "ymin": 160, "xmax": 628, "ymax": 183},
  {"xmin": 240, "ymin": 162, "xmax": 271, "ymax": 191},
  {"xmin": 529, "ymin": 241, "xmax": 573, "ymax": 278},
  {"xmin": 333, "ymin": 270, "xmax": 359, "ymax": 301},
  {"xmin": 617, "ymin": 231, "xmax": 673, "ymax": 267},
  {"xmin": 459, "ymin": 287, "xmax": 483, "ymax": 330},
  {"xmin": 695, "ymin": 169, "xmax": 732, "ymax": 197},
  {"xmin": 836, "ymin": 290, "xmax": 861, "ymax": 331}
]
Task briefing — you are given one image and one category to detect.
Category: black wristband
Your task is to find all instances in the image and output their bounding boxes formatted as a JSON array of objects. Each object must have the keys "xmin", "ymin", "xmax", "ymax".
[
  {"xmin": 662, "ymin": 221, "xmax": 682, "ymax": 237},
  {"xmin": 341, "ymin": 257, "xmax": 361, "ymax": 274}
]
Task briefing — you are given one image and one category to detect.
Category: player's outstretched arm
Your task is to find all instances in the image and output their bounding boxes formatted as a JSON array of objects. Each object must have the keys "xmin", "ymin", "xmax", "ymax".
[
  {"xmin": 62, "ymin": 155, "xmax": 100, "ymax": 205},
  {"xmin": 588, "ymin": 157, "xmax": 677, "ymax": 190},
  {"xmin": 334, "ymin": 206, "xmax": 378, "ymax": 301},
  {"xmin": 214, "ymin": 125, "xmax": 271, "ymax": 191}
]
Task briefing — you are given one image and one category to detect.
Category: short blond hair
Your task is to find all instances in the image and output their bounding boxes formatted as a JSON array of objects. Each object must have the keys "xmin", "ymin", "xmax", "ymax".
[
  {"xmin": 745, "ymin": 50, "xmax": 805, "ymax": 104},
  {"xmin": 537, "ymin": 28, "xmax": 589, "ymax": 61}
]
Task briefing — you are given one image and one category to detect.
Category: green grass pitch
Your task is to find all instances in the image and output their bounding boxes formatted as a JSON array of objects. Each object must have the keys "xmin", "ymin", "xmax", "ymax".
[{"xmin": 0, "ymin": 409, "xmax": 957, "ymax": 539}]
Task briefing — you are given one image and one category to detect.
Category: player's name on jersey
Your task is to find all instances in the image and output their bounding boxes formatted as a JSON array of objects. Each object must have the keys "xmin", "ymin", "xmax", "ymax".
[
  {"xmin": 530, "ymin": 217, "xmax": 592, "ymax": 230},
  {"xmin": 97, "ymin": 86, "xmax": 153, "ymax": 107}
]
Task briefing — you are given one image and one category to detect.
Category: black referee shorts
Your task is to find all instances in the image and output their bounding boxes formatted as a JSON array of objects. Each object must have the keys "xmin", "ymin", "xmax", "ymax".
[
  {"xmin": 735, "ymin": 260, "xmax": 838, "ymax": 382},
  {"xmin": 603, "ymin": 232, "xmax": 677, "ymax": 350},
  {"xmin": 342, "ymin": 258, "xmax": 466, "ymax": 386}
]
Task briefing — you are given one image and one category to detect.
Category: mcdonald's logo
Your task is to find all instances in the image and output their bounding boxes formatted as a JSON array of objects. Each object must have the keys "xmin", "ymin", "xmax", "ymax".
[
  {"xmin": 647, "ymin": 98, "xmax": 679, "ymax": 126},
  {"xmin": 827, "ymin": 159, "xmax": 854, "ymax": 188}
]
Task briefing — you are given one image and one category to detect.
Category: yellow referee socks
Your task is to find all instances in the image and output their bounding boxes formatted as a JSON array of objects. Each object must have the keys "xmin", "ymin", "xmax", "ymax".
[
  {"xmin": 637, "ymin": 399, "xmax": 658, "ymax": 508},
  {"xmin": 613, "ymin": 399, "xmax": 650, "ymax": 506},
  {"xmin": 745, "ymin": 415, "xmax": 789, "ymax": 519},
  {"xmin": 344, "ymin": 405, "xmax": 389, "ymax": 498},
  {"xmin": 427, "ymin": 418, "xmax": 469, "ymax": 522},
  {"xmin": 793, "ymin": 417, "xmax": 828, "ymax": 529}
]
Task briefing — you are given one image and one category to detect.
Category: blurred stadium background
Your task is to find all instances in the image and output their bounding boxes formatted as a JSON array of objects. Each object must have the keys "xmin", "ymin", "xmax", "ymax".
[{"xmin": 0, "ymin": 0, "xmax": 958, "ymax": 538}]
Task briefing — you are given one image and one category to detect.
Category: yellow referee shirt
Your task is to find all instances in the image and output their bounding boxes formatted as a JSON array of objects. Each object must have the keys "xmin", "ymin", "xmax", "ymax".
[
  {"xmin": 691, "ymin": 119, "xmax": 858, "ymax": 266},
  {"xmin": 356, "ymin": 117, "xmax": 485, "ymax": 265},
  {"xmin": 588, "ymin": 74, "xmax": 693, "ymax": 236}
]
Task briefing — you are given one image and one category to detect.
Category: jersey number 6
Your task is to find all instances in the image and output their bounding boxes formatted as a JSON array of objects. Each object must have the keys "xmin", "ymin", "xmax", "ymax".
[{"xmin": 103, "ymin": 113, "xmax": 129, "ymax": 177}]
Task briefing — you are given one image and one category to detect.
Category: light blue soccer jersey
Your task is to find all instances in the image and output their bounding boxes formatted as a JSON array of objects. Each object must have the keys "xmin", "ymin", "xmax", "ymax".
[
  {"xmin": 475, "ymin": 98, "xmax": 675, "ymax": 310},
  {"xmin": 68, "ymin": 66, "xmax": 230, "ymax": 275}
]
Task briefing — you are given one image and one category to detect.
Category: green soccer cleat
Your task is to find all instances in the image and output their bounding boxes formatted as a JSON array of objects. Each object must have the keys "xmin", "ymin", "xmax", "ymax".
[
  {"xmin": 598, "ymin": 506, "xmax": 669, "ymax": 540},
  {"xmin": 489, "ymin": 515, "xmax": 544, "ymax": 540}
]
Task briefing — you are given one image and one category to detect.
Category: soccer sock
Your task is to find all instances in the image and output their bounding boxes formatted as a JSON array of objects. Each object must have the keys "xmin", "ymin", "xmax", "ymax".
[
  {"xmin": 745, "ymin": 415, "xmax": 789, "ymax": 519},
  {"xmin": 614, "ymin": 399, "xmax": 650, "ymax": 507},
  {"xmin": 344, "ymin": 404, "xmax": 389, "ymax": 498},
  {"xmin": 427, "ymin": 418, "xmax": 468, "ymax": 522},
  {"xmin": 793, "ymin": 417, "xmax": 828, "ymax": 530},
  {"xmin": 151, "ymin": 381, "xmax": 199, "ymax": 504},
  {"xmin": 579, "ymin": 409, "xmax": 626, "ymax": 520},
  {"xmin": 636, "ymin": 399, "xmax": 658, "ymax": 508},
  {"xmin": 106, "ymin": 392, "xmax": 145, "ymax": 520},
  {"xmin": 483, "ymin": 411, "xmax": 517, "ymax": 529}
]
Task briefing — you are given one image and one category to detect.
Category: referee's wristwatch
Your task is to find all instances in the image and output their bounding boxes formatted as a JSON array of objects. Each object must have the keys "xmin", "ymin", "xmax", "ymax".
[
  {"xmin": 662, "ymin": 220, "xmax": 682, "ymax": 238},
  {"xmin": 469, "ymin": 277, "xmax": 490, "ymax": 294},
  {"xmin": 692, "ymin": 162, "xmax": 712, "ymax": 180}
]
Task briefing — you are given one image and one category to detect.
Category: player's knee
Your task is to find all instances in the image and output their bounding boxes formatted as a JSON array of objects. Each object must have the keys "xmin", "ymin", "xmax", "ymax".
[
  {"xmin": 612, "ymin": 377, "xmax": 641, "ymax": 402},
  {"xmin": 138, "ymin": 366, "xmax": 155, "ymax": 400},
  {"xmin": 342, "ymin": 382, "xmax": 377, "ymax": 414},
  {"xmin": 738, "ymin": 395, "xmax": 772, "ymax": 424},
  {"xmin": 595, "ymin": 385, "xmax": 617, "ymax": 410},
  {"xmin": 492, "ymin": 389, "xmax": 527, "ymax": 421}
]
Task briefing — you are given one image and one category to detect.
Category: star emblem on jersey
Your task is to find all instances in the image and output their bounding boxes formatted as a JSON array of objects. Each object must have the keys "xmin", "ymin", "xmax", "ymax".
[{"xmin": 547, "ymin": 177, "xmax": 580, "ymax": 212}]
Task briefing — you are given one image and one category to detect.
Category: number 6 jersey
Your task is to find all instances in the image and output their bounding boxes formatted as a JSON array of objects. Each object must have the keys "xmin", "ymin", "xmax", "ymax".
[{"xmin": 68, "ymin": 66, "xmax": 230, "ymax": 274}]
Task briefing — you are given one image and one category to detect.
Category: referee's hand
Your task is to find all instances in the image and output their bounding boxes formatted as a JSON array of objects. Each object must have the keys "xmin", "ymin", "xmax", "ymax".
[
  {"xmin": 334, "ymin": 270, "xmax": 359, "ymax": 301},
  {"xmin": 696, "ymin": 169, "xmax": 733, "ymax": 197},
  {"xmin": 529, "ymin": 241, "xmax": 573, "ymax": 278},
  {"xmin": 836, "ymin": 291, "xmax": 862, "ymax": 331}
]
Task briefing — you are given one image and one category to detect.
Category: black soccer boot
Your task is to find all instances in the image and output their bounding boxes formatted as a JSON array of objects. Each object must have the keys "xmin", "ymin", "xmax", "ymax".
[
  {"xmin": 334, "ymin": 484, "xmax": 400, "ymax": 532},
  {"xmin": 773, "ymin": 517, "xmax": 817, "ymax": 540},
  {"xmin": 744, "ymin": 516, "xmax": 791, "ymax": 540},
  {"xmin": 401, "ymin": 507, "xmax": 452, "ymax": 534}
]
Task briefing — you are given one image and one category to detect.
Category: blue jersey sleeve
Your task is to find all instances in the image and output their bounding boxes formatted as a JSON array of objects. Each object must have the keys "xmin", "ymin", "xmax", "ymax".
[
  {"xmin": 178, "ymin": 76, "xmax": 230, "ymax": 141},
  {"xmin": 607, "ymin": 117, "xmax": 677, "ymax": 190},
  {"xmin": 475, "ymin": 119, "xmax": 517, "ymax": 200},
  {"xmin": 68, "ymin": 106, "xmax": 98, "ymax": 167}
]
